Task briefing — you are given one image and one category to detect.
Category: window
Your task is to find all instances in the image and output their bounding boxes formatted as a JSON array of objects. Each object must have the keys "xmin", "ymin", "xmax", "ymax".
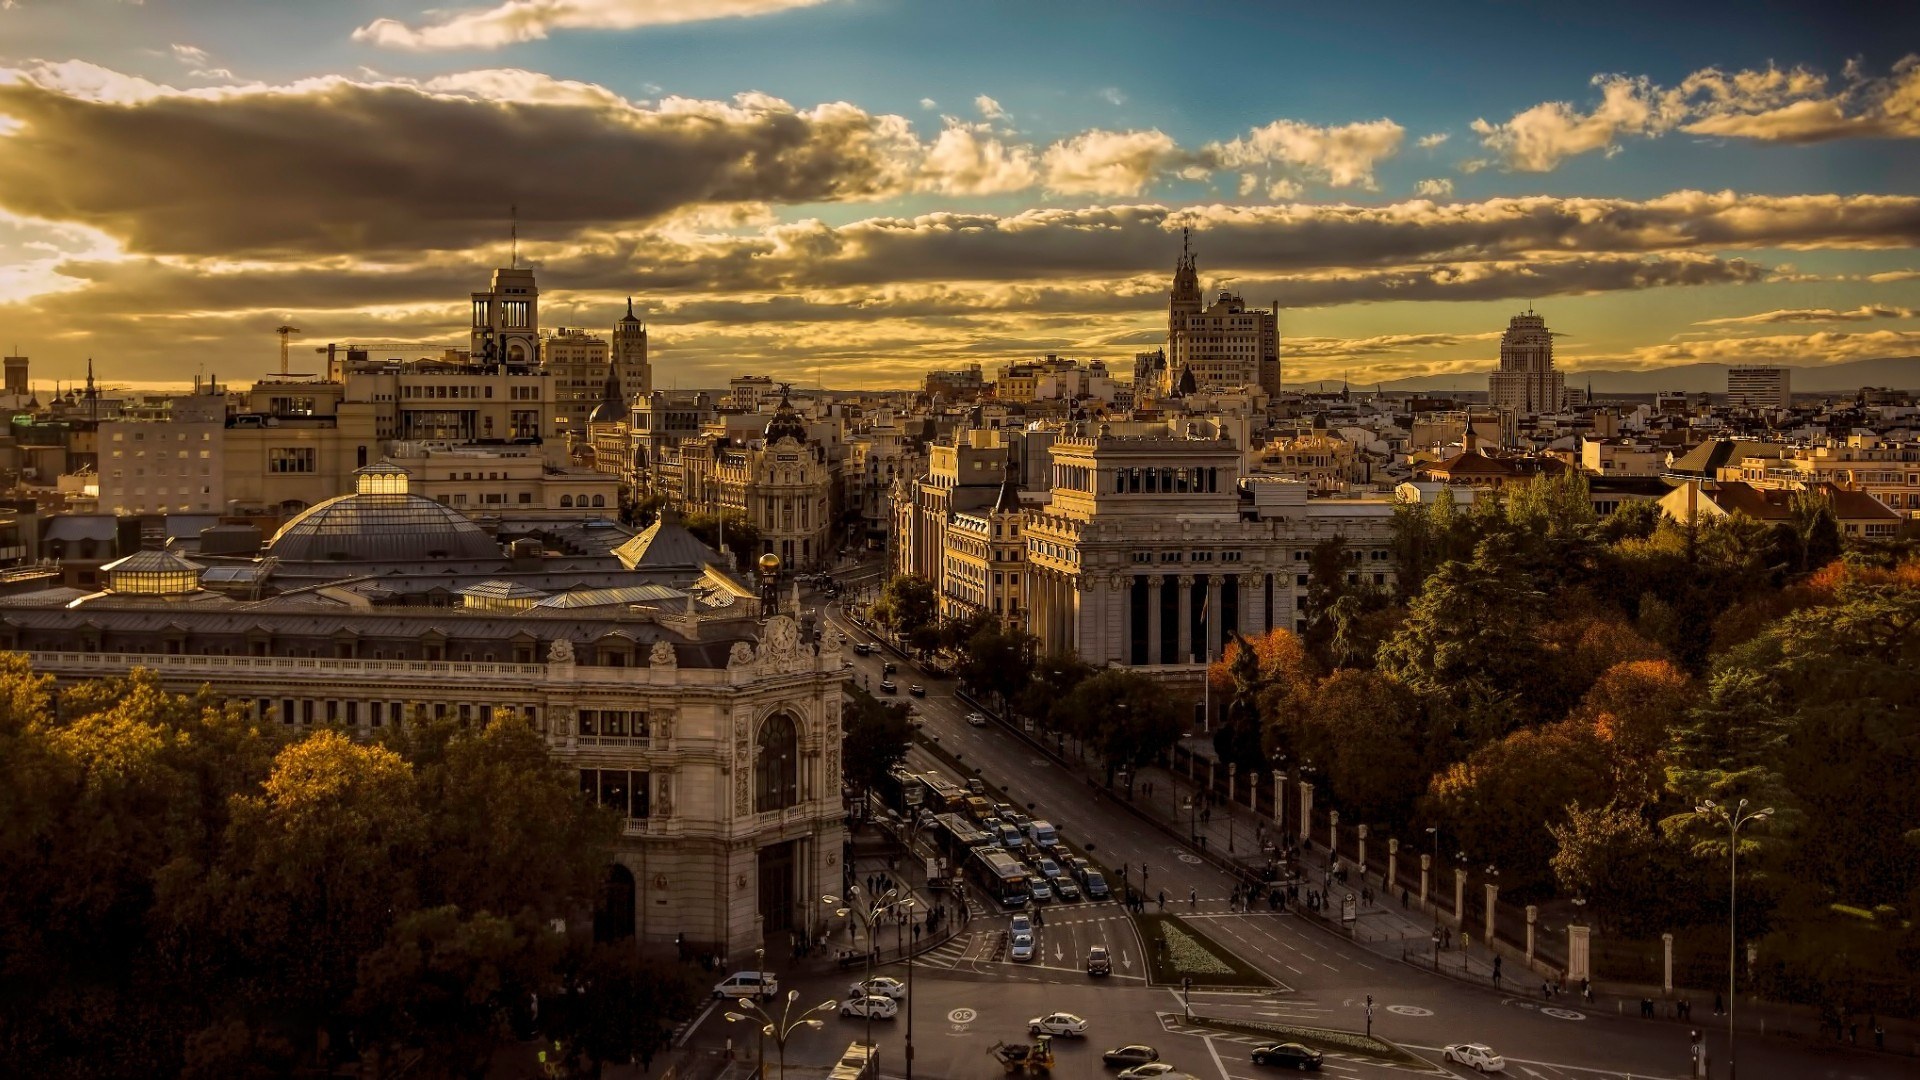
[
  {"xmin": 755, "ymin": 713, "xmax": 800, "ymax": 812},
  {"xmin": 267, "ymin": 447, "xmax": 316, "ymax": 473}
]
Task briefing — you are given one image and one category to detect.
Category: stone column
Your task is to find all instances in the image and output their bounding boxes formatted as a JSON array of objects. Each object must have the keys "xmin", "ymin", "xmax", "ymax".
[
  {"xmin": 1238, "ymin": 573, "xmax": 1259, "ymax": 638},
  {"xmin": 1567, "ymin": 925, "xmax": 1591, "ymax": 982},
  {"xmin": 1175, "ymin": 575, "xmax": 1194, "ymax": 663},
  {"xmin": 1357, "ymin": 824, "xmax": 1369, "ymax": 875},
  {"xmin": 1483, "ymin": 882, "xmax": 1498, "ymax": 947},
  {"xmin": 1298, "ymin": 781, "xmax": 1313, "ymax": 842},
  {"xmin": 1207, "ymin": 757, "xmax": 1216, "ymax": 797},
  {"xmin": 1107, "ymin": 575, "xmax": 1126, "ymax": 665},
  {"xmin": 1328, "ymin": 810, "xmax": 1340, "ymax": 865},
  {"xmin": 1453, "ymin": 868, "xmax": 1467, "ymax": 928},
  {"xmin": 1271, "ymin": 770, "xmax": 1284, "ymax": 827},
  {"xmin": 1387, "ymin": 839, "xmax": 1399, "ymax": 893},
  {"xmin": 1146, "ymin": 576, "xmax": 1164, "ymax": 663},
  {"xmin": 1662, "ymin": 932, "xmax": 1674, "ymax": 994},
  {"xmin": 1204, "ymin": 574, "xmax": 1224, "ymax": 662},
  {"xmin": 1525, "ymin": 905, "xmax": 1538, "ymax": 962},
  {"xmin": 1419, "ymin": 854, "xmax": 1430, "ymax": 905}
]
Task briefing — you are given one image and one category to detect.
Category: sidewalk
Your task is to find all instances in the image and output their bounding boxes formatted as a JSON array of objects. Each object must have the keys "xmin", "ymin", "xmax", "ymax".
[{"xmin": 795, "ymin": 817, "xmax": 961, "ymax": 980}]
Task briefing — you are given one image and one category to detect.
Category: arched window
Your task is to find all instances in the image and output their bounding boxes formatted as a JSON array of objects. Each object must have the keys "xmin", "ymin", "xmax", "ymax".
[
  {"xmin": 591, "ymin": 494, "xmax": 606, "ymax": 508},
  {"xmin": 560, "ymin": 494, "xmax": 573, "ymax": 508},
  {"xmin": 593, "ymin": 863, "xmax": 635, "ymax": 942},
  {"xmin": 754, "ymin": 712, "xmax": 799, "ymax": 812}
]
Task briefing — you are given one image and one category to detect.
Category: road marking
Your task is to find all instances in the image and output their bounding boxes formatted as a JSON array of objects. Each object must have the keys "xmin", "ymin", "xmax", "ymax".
[
  {"xmin": 1386, "ymin": 1004, "xmax": 1433, "ymax": 1016},
  {"xmin": 678, "ymin": 999, "xmax": 718, "ymax": 1046},
  {"xmin": 1540, "ymin": 1007, "xmax": 1586, "ymax": 1021},
  {"xmin": 947, "ymin": 1007, "xmax": 977, "ymax": 1024},
  {"xmin": 1407, "ymin": 1044, "xmax": 1681, "ymax": 1078},
  {"xmin": 1203, "ymin": 1035, "xmax": 1232, "ymax": 1080}
]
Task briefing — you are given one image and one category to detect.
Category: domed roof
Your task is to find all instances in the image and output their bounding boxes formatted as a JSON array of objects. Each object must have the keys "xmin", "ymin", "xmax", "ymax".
[
  {"xmin": 265, "ymin": 465, "xmax": 501, "ymax": 564},
  {"xmin": 763, "ymin": 385, "xmax": 808, "ymax": 443}
]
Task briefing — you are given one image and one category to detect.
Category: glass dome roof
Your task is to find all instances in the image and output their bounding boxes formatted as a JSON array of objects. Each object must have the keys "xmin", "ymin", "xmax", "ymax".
[{"xmin": 265, "ymin": 463, "xmax": 501, "ymax": 563}]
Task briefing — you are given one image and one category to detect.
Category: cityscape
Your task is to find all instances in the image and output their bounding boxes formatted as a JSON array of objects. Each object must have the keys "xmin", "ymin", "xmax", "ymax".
[{"xmin": 0, "ymin": 3, "xmax": 1917, "ymax": 1080}]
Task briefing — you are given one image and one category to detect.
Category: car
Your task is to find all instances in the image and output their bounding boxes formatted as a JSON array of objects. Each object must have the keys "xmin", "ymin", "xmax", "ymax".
[
  {"xmin": 1054, "ymin": 877, "xmax": 1082, "ymax": 901},
  {"xmin": 712, "ymin": 971, "xmax": 778, "ymax": 1000},
  {"xmin": 882, "ymin": 661, "xmax": 897, "ymax": 674},
  {"xmin": 1010, "ymin": 932, "xmax": 1036, "ymax": 962},
  {"xmin": 997, "ymin": 823, "xmax": 1026, "ymax": 850},
  {"xmin": 966, "ymin": 778, "xmax": 987, "ymax": 795},
  {"xmin": 1007, "ymin": 812, "xmax": 1033, "ymax": 832},
  {"xmin": 966, "ymin": 712, "xmax": 990, "ymax": 727},
  {"xmin": 878, "ymin": 679, "xmax": 897, "ymax": 693},
  {"xmin": 1067, "ymin": 855, "xmax": 1093, "ymax": 880},
  {"xmin": 992, "ymin": 802, "xmax": 1015, "ymax": 821},
  {"xmin": 1035, "ymin": 857, "xmax": 1064, "ymax": 881},
  {"xmin": 1029, "ymin": 880, "xmax": 1054, "ymax": 903},
  {"xmin": 1087, "ymin": 945, "xmax": 1112, "ymax": 976},
  {"xmin": 1250, "ymin": 1043, "xmax": 1323, "ymax": 1070},
  {"xmin": 1442, "ymin": 1044, "xmax": 1506, "ymax": 1073},
  {"xmin": 1102, "ymin": 1045, "xmax": 1159, "ymax": 1068},
  {"xmin": 1010, "ymin": 913, "xmax": 1033, "ymax": 935},
  {"xmin": 907, "ymin": 714, "xmax": 925, "ymax": 729},
  {"xmin": 853, "ymin": 642, "xmax": 871, "ymax": 656},
  {"xmin": 908, "ymin": 683, "xmax": 926, "ymax": 697},
  {"xmin": 840, "ymin": 995, "xmax": 899, "ymax": 1020},
  {"xmin": 1084, "ymin": 871, "xmax": 1111, "ymax": 901},
  {"xmin": 848, "ymin": 977, "xmax": 906, "ymax": 1000},
  {"xmin": 1029, "ymin": 1013, "xmax": 1088, "ymax": 1037},
  {"xmin": 1119, "ymin": 1065, "xmax": 1179, "ymax": 1080}
]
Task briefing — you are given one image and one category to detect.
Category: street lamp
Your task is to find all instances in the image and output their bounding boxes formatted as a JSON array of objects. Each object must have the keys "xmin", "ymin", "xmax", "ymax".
[
  {"xmin": 725, "ymin": 988, "xmax": 838, "ymax": 1080},
  {"xmin": 1696, "ymin": 798, "xmax": 1772, "ymax": 1080},
  {"xmin": 1182, "ymin": 793, "xmax": 1197, "ymax": 845},
  {"xmin": 824, "ymin": 884, "xmax": 917, "ymax": 1080},
  {"xmin": 1227, "ymin": 763, "xmax": 1238, "ymax": 853}
]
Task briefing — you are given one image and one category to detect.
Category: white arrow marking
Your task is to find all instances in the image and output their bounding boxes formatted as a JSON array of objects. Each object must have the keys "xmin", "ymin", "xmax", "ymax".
[{"xmin": 1121, "ymin": 950, "xmax": 1133, "ymax": 971}]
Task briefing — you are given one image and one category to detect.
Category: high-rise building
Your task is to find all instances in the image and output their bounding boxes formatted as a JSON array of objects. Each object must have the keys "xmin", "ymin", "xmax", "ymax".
[
  {"xmin": 470, "ymin": 267, "xmax": 540, "ymax": 365},
  {"xmin": 1487, "ymin": 308, "xmax": 1565, "ymax": 416},
  {"xmin": 4, "ymin": 353, "xmax": 27, "ymax": 396},
  {"xmin": 1726, "ymin": 365, "xmax": 1790, "ymax": 409},
  {"xmin": 1161, "ymin": 235, "xmax": 1281, "ymax": 397}
]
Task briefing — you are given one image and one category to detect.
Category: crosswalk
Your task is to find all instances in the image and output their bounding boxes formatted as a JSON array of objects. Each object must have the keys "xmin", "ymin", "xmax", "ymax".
[{"xmin": 1156, "ymin": 1014, "xmax": 1442, "ymax": 1075}]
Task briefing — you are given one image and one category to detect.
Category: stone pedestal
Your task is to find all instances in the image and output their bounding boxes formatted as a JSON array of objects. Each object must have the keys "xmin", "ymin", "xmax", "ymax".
[
  {"xmin": 1357, "ymin": 824, "xmax": 1369, "ymax": 875},
  {"xmin": 1419, "ymin": 854, "xmax": 1430, "ymax": 905},
  {"xmin": 1525, "ymin": 905, "xmax": 1537, "ymax": 962},
  {"xmin": 1328, "ymin": 810, "xmax": 1340, "ymax": 863},
  {"xmin": 1568, "ymin": 924, "xmax": 1591, "ymax": 982},
  {"xmin": 1387, "ymin": 839, "xmax": 1399, "ymax": 893},
  {"xmin": 1298, "ymin": 782, "xmax": 1313, "ymax": 842},
  {"xmin": 1483, "ymin": 883, "xmax": 1498, "ymax": 946},
  {"xmin": 1662, "ymin": 932, "xmax": 1674, "ymax": 994},
  {"xmin": 1452, "ymin": 868, "xmax": 1467, "ymax": 927}
]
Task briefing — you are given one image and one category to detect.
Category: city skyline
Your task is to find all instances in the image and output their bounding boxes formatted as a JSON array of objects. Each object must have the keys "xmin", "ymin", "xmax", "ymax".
[{"xmin": 1, "ymin": 1, "xmax": 1918, "ymax": 388}]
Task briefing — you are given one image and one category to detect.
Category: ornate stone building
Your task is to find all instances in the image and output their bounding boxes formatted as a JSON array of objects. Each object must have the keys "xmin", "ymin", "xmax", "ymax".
[{"xmin": 3, "ymin": 464, "xmax": 845, "ymax": 962}]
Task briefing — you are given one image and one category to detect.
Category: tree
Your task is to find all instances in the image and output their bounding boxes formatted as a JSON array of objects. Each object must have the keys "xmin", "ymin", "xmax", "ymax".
[
  {"xmin": 1425, "ymin": 721, "xmax": 1612, "ymax": 890},
  {"xmin": 1019, "ymin": 652, "xmax": 1095, "ymax": 735},
  {"xmin": 955, "ymin": 622, "xmax": 1035, "ymax": 716},
  {"xmin": 547, "ymin": 943, "xmax": 703, "ymax": 1076},
  {"xmin": 1548, "ymin": 802, "xmax": 1677, "ymax": 936},
  {"xmin": 1054, "ymin": 670, "xmax": 1182, "ymax": 778},
  {"xmin": 684, "ymin": 510, "xmax": 761, "ymax": 572},
  {"xmin": 1788, "ymin": 490, "xmax": 1842, "ymax": 573},
  {"xmin": 873, "ymin": 575, "xmax": 938, "ymax": 649},
  {"xmin": 1304, "ymin": 669, "xmax": 1424, "ymax": 825},
  {"xmin": 1574, "ymin": 659, "xmax": 1695, "ymax": 803},
  {"xmin": 1210, "ymin": 631, "xmax": 1267, "ymax": 774},
  {"xmin": 1598, "ymin": 499, "xmax": 1662, "ymax": 544},
  {"xmin": 842, "ymin": 687, "xmax": 912, "ymax": 812}
]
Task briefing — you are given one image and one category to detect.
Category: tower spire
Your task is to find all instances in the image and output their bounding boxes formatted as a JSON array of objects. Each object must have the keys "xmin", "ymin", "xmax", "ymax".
[{"xmin": 509, "ymin": 203, "xmax": 519, "ymax": 269}]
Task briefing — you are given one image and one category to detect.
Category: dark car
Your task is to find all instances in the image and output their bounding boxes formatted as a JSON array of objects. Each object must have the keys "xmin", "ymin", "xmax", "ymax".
[
  {"xmin": 1102, "ymin": 1045, "xmax": 1159, "ymax": 1068},
  {"xmin": 853, "ymin": 642, "xmax": 872, "ymax": 656},
  {"xmin": 1084, "ymin": 871, "xmax": 1111, "ymax": 901},
  {"xmin": 883, "ymin": 661, "xmax": 897, "ymax": 675},
  {"xmin": 1250, "ymin": 1043, "xmax": 1322, "ymax": 1070},
  {"xmin": 878, "ymin": 679, "xmax": 897, "ymax": 693},
  {"xmin": 908, "ymin": 684, "xmax": 926, "ymax": 697}
]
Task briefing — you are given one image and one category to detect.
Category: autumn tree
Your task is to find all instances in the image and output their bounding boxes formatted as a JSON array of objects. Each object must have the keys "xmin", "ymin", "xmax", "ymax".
[
  {"xmin": 1425, "ymin": 721, "xmax": 1612, "ymax": 890},
  {"xmin": 842, "ymin": 686, "xmax": 912, "ymax": 813},
  {"xmin": 1054, "ymin": 669, "xmax": 1182, "ymax": 781}
]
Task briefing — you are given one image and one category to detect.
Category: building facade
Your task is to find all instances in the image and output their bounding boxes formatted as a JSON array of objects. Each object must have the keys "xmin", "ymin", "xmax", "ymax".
[
  {"xmin": 1726, "ymin": 365, "xmax": 1791, "ymax": 410},
  {"xmin": 1488, "ymin": 309, "xmax": 1566, "ymax": 416},
  {"xmin": 1160, "ymin": 239, "xmax": 1281, "ymax": 397}
]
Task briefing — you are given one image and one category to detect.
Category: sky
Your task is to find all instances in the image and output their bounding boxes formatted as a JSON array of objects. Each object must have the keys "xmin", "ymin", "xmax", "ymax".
[{"xmin": 1, "ymin": 0, "xmax": 1918, "ymax": 391}]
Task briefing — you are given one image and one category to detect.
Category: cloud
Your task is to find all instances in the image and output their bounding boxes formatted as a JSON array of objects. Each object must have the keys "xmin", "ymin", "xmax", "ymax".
[
  {"xmin": 975, "ymin": 94, "xmax": 1010, "ymax": 123},
  {"xmin": 1414, "ymin": 178, "xmax": 1453, "ymax": 198},
  {"xmin": 353, "ymin": 0, "xmax": 830, "ymax": 51},
  {"xmin": 1041, "ymin": 129, "xmax": 1186, "ymax": 196},
  {"xmin": 1472, "ymin": 55, "xmax": 1920, "ymax": 170},
  {"xmin": 1868, "ymin": 269, "xmax": 1920, "ymax": 283},
  {"xmin": 169, "ymin": 44, "xmax": 209, "ymax": 66},
  {"xmin": 1623, "ymin": 330, "xmax": 1920, "ymax": 368},
  {"xmin": 1209, "ymin": 118, "xmax": 1404, "ymax": 189},
  {"xmin": 1694, "ymin": 305, "xmax": 1918, "ymax": 326},
  {"xmin": 920, "ymin": 122, "xmax": 1039, "ymax": 195},
  {"xmin": 1416, "ymin": 132, "xmax": 1449, "ymax": 149},
  {"xmin": 919, "ymin": 97, "xmax": 937, "ymax": 110},
  {"xmin": 1100, "ymin": 87, "xmax": 1126, "ymax": 106}
]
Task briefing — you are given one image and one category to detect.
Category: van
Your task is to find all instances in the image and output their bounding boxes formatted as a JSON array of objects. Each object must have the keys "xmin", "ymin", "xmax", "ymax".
[
  {"xmin": 713, "ymin": 971, "xmax": 779, "ymax": 1001},
  {"xmin": 1026, "ymin": 820, "xmax": 1058, "ymax": 848},
  {"xmin": 964, "ymin": 796, "xmax": 994, "ymax": 822},
  {"xmin": 997, "ymin": 823, "xmax": 1025, "ymax": 850}
]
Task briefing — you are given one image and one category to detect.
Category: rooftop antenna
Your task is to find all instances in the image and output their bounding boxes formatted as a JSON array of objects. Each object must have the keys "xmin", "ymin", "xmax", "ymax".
[{"xmin": 509, "ymin": 203, "xmax": 519, "ymax": 269}]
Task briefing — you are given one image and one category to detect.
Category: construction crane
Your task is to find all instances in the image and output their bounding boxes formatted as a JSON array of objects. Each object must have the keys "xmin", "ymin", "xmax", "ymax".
[{"xmin": 274, "ymin": 325, "xmax": 301, "ymax": 375}]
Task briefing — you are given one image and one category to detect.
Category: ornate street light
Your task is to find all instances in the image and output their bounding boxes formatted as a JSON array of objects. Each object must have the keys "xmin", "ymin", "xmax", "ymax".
[
  {"xmin": 824, "ymin": 885, "xmax": 917, "ymax": 1079},
  {"xmin": 725, "ymin": 988, "xmax": 837, "ymax": 1080},
  {"xmin": 1695, "ymin": 798, "xmax": 1772, "ymax": 1080}
]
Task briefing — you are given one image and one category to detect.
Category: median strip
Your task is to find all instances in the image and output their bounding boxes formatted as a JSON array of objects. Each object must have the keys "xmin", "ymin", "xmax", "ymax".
[{"xmin": 1179, "ymin": 1013, "xmax": 1432, "ymax": 1071}]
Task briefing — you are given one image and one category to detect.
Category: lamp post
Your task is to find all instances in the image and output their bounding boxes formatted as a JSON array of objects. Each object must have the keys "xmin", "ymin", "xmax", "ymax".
[
  {"xmin": 824, "ymin": 885, "xmax": 916, "ymax": 1080},
  {"xmin": 1227, "ymin": 763, "xmax": 1238, "ymax": 853},
  {"xmin": 1696, "ymin": 798, "xmax": 1771, "ymax": 1080},
  {"xmin": 1182, "ymin": 793, "xmax": 1197, "ymax": 845},
  {"xmin": 725, "ymin": 988, "xmax": 838, "ymax": 1080}
]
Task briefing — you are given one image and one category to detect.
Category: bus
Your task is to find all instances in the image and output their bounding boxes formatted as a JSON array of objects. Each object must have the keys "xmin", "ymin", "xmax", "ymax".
[
  {"xmin": 874, "ymin": 766, "xmax": 921, "ymax": 817},
  {"xmin": 931, "ymin": 813, "xmax": 994, "ymax": 869},
  {"xmin": 968, "ymin": 845, "xmax": 1031, "ymax": 909},
  {"xmin": 918, "ymin": 774, "xmax": 968, "ymax": 815}
]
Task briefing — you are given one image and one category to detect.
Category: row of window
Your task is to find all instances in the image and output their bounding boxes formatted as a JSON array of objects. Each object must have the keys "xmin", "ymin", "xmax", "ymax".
[
  {"xmin": 582, "ymin": 768, "xmax": 652, "ymax": 820},
  {"xmin": 1111, "ymin": 466, "xmax": 1224, "ymax": 495},
  {"xmin": 577, "ymin": 709, "xmax": 650, "ymax": 739},
  {"xmin": 111, "ymin": 431, "xmax": 213, "ymax": 442},
  {"xmin": 254, "ymin": 697, "xmax": 538, "ymax": 728}
]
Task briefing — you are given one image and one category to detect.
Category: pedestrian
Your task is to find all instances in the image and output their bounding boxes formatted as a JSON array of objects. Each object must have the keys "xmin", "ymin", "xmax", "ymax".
[
  {"xmin": 913, "ymin": 924, "xmax": 921, "ymax": 944},
  {"xmin": 1713, "ymin": 990, "xmax": 1723, "ymax": 1015},
  {"xmin": 1401, "ymin": 887, "xmax": 1409, "ymax": 909},
  {"xmin": 1583, "ymin": 983, "xmax": 1593, "ymax": 1006},
  {"xmin": 1158, "ymin": 889, "xmax": 1167, "ymax": 910},
  {"xmin": 1189, "ymin": 887, "xmax": 1197, "ymax": 907},
  {"xmin": 1493, "ymin": 956, "xmax": 1502, "ymax": 985}
]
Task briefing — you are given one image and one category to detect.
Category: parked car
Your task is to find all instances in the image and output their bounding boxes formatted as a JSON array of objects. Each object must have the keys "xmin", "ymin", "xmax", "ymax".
[
  {"xmin": 1084, "ymin": 871, "xmax": 1111, "ymax": 901},
  {"xmin": 1442, "ymin": 1044, "xmax": 1505, "ymax": 1073},
  {"xmin": 908, "ymin": 684, "xmax": 926, "ymax": 697},
  {"xmin": 841, "ymin": 995, "xmax": 899, "ymax": 1020},
  {"xmin": 1087, "ymin": 945, "xmax": 1112, "ymax": 976},
  {"xmin": 1028, "ymin": 1013, "xmax": 1088, "ymax": 1037},
  {"xmin": 878, "ymin": 679, "xmax": 897, "ymax": 693},
  {"xmin": 1010, "ymin": 932, "xmax": 1036, "ymax": 962},
  {"xmin": 966, "ymin": 711, "xmax": 990, "ymax": 726},
  {"xmin": 1250, "ymin": 1043, "xmax": 1323, "ymax": 1070},
  {"xmin": 1102, "ymin": 1045, "xmax": 1158, "ymax": 1068},
  {"xmin": 713, "ymin": 971, "xmax": 778, "ymax": 1000},
  {"xmin": 1029, "ymin": 880, "xmax": 1054, "ymax": 903},
  {"xmin": 1053, "ymin": 877, "xmax": 1082, "ymax": 901},
  {"xmin": 1119, "ymin": 1065, "xmax": 1179, "ymax": 1080},
  {"xmin": 848, "ymin": 977, "xmax": 906, "ymax": 1000}
]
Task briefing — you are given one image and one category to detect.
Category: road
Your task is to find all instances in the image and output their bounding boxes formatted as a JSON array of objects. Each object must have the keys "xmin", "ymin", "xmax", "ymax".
[{"xmin": 681, "ymin": 599, "xmax": 1910, "ymax": 1080}]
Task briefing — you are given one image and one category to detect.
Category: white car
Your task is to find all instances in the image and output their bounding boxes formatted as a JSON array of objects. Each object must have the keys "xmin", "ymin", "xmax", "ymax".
[
  {"xmin": 1029, "ymin": 1012, "xmax": 1088, "ymax": 1037},
  {"xmin": 1029, "ymin": 880, "xmax": 1054, "ymax": 903},
  {"xmin": 1010, "ymin": 932, "xmax": 1036, "ymax": 962},
  {"xmin": 849, "ymin": 976, "xmax": 906, "ymax": 1000},
  {"xmin": 1118, "ymin": 1065, "xmax": 1179, "ymax": 1080},
  {"xmin": 1011, "ymin": 913, "xmax": 1033, "ymax": 935},
  {"xmin": 1442, "ymin": 1044, "xmax": 1505, "ymax": 1073},
  {"xmin": 841, "ymin": 995, "xmax": 899, "ymax": 1020},
  {"xmin": 966, "ymin": 712, "xmax": 990, "ymax": 727}
]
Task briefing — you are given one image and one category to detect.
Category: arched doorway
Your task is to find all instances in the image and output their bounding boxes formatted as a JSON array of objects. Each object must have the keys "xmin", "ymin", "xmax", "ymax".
[
  {"xmin": 755, "ymin": 713, "xmax": 798, "ymax": 812},
  {"xmin": 594, "ymin": 863, "xmax": 635, "ymax": 942}
]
